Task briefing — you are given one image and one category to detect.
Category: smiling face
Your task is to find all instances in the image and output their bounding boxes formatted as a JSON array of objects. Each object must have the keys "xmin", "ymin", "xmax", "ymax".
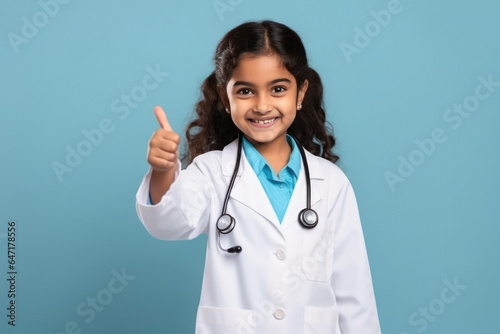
[{"xmin": 223, "ymin": 54, "xmax": 308, "ymax": 152}]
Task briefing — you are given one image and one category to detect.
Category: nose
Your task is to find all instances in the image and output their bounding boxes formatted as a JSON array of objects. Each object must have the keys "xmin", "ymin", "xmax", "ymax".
[{"xmin": 254, "ymin": 94, "xmax": 272, "ymax": 114}]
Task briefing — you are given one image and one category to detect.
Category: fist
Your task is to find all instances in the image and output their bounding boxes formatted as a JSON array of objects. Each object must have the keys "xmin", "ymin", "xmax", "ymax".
[{"xmin": 147, "ymin": 106, "xmax": 181, "ymax": 172}]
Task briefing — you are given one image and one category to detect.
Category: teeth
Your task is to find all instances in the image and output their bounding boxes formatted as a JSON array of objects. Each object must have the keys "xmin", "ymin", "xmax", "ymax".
[{"xmin": 252, "ymin": 118, "xmax": 276, "ymax": 124}]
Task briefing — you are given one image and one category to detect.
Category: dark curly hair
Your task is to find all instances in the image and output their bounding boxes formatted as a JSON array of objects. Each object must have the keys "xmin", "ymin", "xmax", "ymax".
[{"xmin": 184, "ymin": 20, "xmax": 339, "ymax": 165}]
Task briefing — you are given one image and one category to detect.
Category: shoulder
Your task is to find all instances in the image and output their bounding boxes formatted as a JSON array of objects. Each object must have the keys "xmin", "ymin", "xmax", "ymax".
[
  {"xmin": 192, "ymin": 149, "xmax": 222, "ymax": 164},
  {"xmin": 306, "ymin": 153, "xmax": 359, "ymax": 213},
  {"xmin": 305, "ymin": 150, "xmax": 350, "ymax": 187},
  {"xmin": 185, "ymin": 139, "xmax": 238, "ymax": 175},
  {"xmin": 188, "ymin": 150, "xmax": 222, "ymax": 173}
]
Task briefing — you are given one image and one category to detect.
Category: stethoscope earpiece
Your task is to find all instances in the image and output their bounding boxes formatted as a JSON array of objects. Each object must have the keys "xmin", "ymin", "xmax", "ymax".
[
  {"xmin": 227, "ymin": 245, "xmax": 242, "ymax": 253},
  {"xmin": 217, "ymin": 133, "xmax": 318, "ymax": 254}
]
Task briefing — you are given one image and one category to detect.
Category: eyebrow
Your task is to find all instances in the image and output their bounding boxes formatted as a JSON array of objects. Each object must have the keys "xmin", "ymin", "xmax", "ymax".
[{"xmin": 232, "ymin": 78, "xmax": 292, "ymax": 87}]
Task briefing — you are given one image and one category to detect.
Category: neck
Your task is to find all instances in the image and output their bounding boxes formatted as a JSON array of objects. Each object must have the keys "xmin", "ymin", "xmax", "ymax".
[{"xmin": 249, "ymin": 135, "xmax": 291, "ymax": 174}]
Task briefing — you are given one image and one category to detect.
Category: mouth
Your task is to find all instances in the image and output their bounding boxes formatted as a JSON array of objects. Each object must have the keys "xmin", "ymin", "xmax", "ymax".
[{"xmin": 248, "ymin": 117, "xmax": 279, "ymax": 126}]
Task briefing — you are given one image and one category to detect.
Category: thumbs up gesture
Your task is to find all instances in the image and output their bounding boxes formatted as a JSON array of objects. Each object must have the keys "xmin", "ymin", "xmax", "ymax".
[{"xmin": 147, "ymin": 106, "xmax": 180, "ymax": 172}]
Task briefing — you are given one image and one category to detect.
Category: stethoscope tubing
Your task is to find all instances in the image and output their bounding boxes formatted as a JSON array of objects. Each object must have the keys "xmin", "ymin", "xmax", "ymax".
[{"xmin": 217, "ymin": 132, "xmax": 318, "ymax": 253}]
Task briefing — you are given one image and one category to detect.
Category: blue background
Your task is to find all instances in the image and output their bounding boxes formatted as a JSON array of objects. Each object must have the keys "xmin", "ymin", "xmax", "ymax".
[{"xmin": 1, "ymin": 0, "xmax": 499, "ymax": 333}]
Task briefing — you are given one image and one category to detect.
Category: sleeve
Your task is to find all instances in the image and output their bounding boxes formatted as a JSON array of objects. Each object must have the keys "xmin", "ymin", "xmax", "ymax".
[
  {"xmin": 330, "ymin": 179, "xmax": 381, "ymax": 333},
  {"xmin": 135, "ymin": 159, "xmax": 213, "ymax": 241}
]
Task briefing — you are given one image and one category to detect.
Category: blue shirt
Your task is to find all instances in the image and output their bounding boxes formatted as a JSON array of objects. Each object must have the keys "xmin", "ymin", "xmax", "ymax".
[{"xmin": 242, "ymin": 135, "xmax": 301, "ymax": 223}]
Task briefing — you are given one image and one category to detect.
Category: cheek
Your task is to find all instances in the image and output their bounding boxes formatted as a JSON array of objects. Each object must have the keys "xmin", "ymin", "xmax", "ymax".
[
  {"xmin": 227, "ymin": 95, "xmax": 239, "ymax": 108},
  {"xmin": 277, "ymin": 99, "xmax": 298, "ymax": 114},
  {"xmin": 229, "ymin": 98, "xmax": 252, "ymax": 112},
  {"xmin": 229, "ymin": 110, "xmax": 243, "ymax": 127}
]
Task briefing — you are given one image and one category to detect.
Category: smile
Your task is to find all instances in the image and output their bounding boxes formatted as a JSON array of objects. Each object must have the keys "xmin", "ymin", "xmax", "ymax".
[{"xmin": 250, "ymin": 117, "xmax": 278, "ymax": 125}]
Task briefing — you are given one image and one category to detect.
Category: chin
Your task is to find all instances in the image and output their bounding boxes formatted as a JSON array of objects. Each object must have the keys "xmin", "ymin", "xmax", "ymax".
[{"xmin": 246, "ymin": 132, "xmax": 285, "ymax": 145}]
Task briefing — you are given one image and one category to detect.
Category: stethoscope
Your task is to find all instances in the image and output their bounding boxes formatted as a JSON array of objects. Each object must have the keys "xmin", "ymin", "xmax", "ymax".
[{"xmin": 217, "ymin": 133, "xmax": 319, "ymax": 254}]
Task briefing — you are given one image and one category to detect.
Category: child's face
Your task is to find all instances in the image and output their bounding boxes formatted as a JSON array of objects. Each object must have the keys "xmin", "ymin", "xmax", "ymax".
[{"xmin": 224, "ymin": 54, "xmax": 308, "ymax": 151}]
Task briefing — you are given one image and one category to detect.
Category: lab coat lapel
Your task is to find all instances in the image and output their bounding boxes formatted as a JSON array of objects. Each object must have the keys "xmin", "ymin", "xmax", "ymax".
[
  {"xmin": 221, "ymin": 140, "xmax": 281, "ymax": 229},
  {"xmin": 281, "ymin": 149, "xmax": 323, "ymax": 231}
]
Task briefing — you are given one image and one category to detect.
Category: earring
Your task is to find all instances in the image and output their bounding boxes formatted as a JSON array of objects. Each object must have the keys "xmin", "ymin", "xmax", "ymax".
[
  {"xmin": 225, "ymin": 108, "xmax": 229, "ymax": 113},
  {"xmin": 297, "ymin": 104, "xmax": 302, "ymax": 110}
]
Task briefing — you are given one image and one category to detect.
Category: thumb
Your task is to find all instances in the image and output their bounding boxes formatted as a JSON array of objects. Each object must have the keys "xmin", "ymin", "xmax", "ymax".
[{"xmin": 154, "ymin": 105, "xmax": 173, "ymax": 131}]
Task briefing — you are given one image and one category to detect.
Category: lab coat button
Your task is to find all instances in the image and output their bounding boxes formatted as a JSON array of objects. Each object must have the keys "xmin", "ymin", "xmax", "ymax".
[
  {"xmin": 274, "ymin": 308, "xmax": 286, "ymax": 320},
  {"xmin": 276, "ymin": 249, "xmax": 286, "ymax": 261}
]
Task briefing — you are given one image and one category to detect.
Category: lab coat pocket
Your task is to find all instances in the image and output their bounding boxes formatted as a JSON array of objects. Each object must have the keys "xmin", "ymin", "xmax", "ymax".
[
  {"xmin": 301, "ymin": 229, "xmax": 334, "ymax": 282},
  {"xmin": 196, "ymin": 306, "xmax": 256, "ymax": 334},
  {"xmin": 303, "ymin": 306, "xmax": 338, "ymax": 334}
]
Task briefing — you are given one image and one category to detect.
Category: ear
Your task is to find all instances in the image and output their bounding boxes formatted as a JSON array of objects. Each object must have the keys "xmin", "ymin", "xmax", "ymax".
[
  {"xmin": 297, "ymin": 79, "xmax": 309, "ymax": 106},
  {"xmin": 217, "ymin": 85, "xmax": 229, "ymax": 109}
]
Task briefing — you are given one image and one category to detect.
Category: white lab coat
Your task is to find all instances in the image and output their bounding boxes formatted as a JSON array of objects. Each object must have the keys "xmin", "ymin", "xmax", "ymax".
[{"xmin": 136, "ymin": 139, "xmax": 381, "ymax": 334}]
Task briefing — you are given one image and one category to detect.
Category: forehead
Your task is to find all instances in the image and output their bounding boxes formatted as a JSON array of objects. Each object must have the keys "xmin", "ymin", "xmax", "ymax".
[{"xmin": 230, "ymin": 54, "xmax": 295, "ymax": 84}]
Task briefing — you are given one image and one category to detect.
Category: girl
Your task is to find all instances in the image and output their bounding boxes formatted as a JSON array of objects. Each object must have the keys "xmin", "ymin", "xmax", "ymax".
[{"xmin": 136, "ymin": 20, "xmax": 381, "ymax": 333}]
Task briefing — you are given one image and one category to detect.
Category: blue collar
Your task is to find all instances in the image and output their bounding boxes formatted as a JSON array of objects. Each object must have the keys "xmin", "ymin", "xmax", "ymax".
[{"xmin": 241, "ymin": 134, "xmax": 301, "ymax": 179}]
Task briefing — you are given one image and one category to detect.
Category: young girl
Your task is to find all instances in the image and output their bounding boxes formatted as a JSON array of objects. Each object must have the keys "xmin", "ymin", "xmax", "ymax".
[{"xmin": 136, "ymin": 20, "xmax": 381, "ymax": 333}]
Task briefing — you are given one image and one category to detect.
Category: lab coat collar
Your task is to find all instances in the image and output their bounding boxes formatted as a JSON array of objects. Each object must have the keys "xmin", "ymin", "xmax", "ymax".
[
  {"xmin": 221, "ymin": 138, "xmax": 326, "ymax": 180},
  {"xmin": 221, "ymin": 138, "xmax": 324, "ymax": 232}
]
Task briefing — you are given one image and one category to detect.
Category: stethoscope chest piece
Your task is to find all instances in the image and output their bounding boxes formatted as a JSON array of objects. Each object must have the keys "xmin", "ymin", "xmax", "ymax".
[
  {"xmin": 217, "ymin": 214, "xmax": 236, "ymax": 234},
  {"xmin": 217, "ymin": 213, "xmax": 242, "ymax": 254},
  {"xmin": 298, "ymin": 208, "xmax": 318, "ymax": 229}
]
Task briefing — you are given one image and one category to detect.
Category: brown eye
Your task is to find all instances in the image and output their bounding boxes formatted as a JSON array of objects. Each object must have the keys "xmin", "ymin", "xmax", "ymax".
[
  {"xmin": 272, "ymin": 86, "xmax": 287, "ymax": 94},
  {"xmin": 237, "ymin": 88, "xmax": 252, "ymax": 95}
]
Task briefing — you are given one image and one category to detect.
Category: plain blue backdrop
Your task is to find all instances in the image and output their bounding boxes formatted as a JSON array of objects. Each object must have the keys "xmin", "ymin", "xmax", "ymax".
[{"xmin": 1, "ymin": 0, "xmax": 499, "ymax": 333}]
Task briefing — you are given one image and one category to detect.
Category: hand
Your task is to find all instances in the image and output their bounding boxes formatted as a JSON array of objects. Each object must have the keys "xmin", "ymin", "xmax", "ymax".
[{"xmin": 147, "ymin": 106, "xmax": 180, "ymax": 172}]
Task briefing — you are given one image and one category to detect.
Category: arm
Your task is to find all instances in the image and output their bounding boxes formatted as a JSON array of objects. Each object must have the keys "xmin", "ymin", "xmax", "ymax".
[
  {"xmin": 149, "ymin": 168, "xmax": 177, "ymax": 204},
  {"xmin": 136, "ymin": 106, "xmax": 210, "ymax": 240},
  {"xmin": 330, "ymin": 181, "xmax": 381, "ymax": 333},
  {"xmin": 136, "ymin": 160, "xmax": 211, "ymax": 241}
]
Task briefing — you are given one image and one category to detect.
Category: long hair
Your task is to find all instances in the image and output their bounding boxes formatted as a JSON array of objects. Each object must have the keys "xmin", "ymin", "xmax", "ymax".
[{"xmin": 184, "ymin": 20, "xmax": 339, "ymax": 164}]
